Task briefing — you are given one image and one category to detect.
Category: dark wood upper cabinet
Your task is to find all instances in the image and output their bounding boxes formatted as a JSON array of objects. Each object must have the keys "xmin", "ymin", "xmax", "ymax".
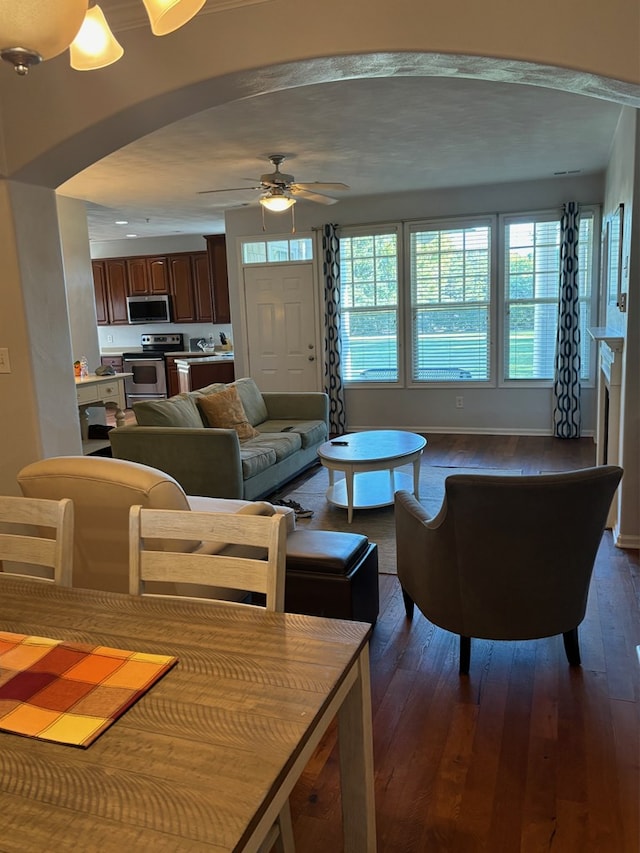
[
  {"xmin": 126, "ymin": 256, "xmax": 170, "ymax": 295},
  {"xmin": 147, "ymin": 257, "xmax": 170, "ymax": 294},
  {"xmin": 168, "ymin": 254, "xmax": 197, "ymax": 323},
  {"xmin": 193, "ymin": 252, "xmax": 214, "ymax": 322},
  {"xmin": 205, "ymin": 235, "xmax": 231, "ymax": 323},
  {"xmin": 92, "ymin": 259, "xmax": 128, "ymax": 325},
  {"xmin": 92, "ymin": 260, "xmax": 108, "ymax": 325},
  {"xmin": 105, "ymin": 260, "xmax": 129, "ymax": 324},
  {"xmin": 92, "ymin": 242, "xmax": 229, "ymax": 325}
]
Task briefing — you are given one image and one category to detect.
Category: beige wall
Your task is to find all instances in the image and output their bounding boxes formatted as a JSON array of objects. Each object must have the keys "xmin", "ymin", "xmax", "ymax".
[
  {"xmin": 0, "ymin": 181, "xmax": 81, "ymax": 494},
  {"xmin": 0, "ymin": 0, "xmax": 639, "ymax": 188}
]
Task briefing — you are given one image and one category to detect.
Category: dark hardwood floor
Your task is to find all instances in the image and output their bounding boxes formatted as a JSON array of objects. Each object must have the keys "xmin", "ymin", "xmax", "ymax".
[{"xmin": 288, "ymin": 435, "xmax": 640, "ymax": 852}]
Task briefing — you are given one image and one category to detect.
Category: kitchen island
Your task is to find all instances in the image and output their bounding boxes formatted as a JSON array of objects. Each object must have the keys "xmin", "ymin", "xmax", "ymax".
[
  {"xmin": 175, "ymin": 354, "xmax": 235, "ymax": 392},
  {"xmin": 75, "ymin": 372, "xmax": 132, "ymax": 454}
]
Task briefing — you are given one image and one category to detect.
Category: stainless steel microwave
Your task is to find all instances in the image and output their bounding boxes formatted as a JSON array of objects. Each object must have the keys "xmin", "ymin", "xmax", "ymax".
[{"xmin": 126, "ymin": 295, "xmax": 171, "ymax": 324}]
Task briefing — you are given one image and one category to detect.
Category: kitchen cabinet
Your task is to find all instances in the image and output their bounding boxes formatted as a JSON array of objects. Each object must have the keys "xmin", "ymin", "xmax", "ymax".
[
  {"xmin": 93, "ymin": 261, "xmax": 108, "ymax": 325},
  {"xmin": 168, "ymin": 252, "xmax": 215, "ymax": 323},
  {"xmin": 100, "ymin": 355, "xmax": 124, "ymax": 372},
  {"xmin": 205, "ymin": 235, "xmax": 231, "ymax": 323},
  {"xmin": 169, "ymin": 254, "xmax": 197, "ymax": 323},
  {"xmin": 193, "ymin": 252, "xmax": 214, "ymax": 322},
  {"xmin": 92, "ymin": 260, "xmax": 129, "ymax": 325},
  {"xmin": 92, "ymin": 242, "xmax": 230, "ymax": 325},
  {"xmin": 126, "ymin": 256, "xmax": 170, "ymax": 295}
]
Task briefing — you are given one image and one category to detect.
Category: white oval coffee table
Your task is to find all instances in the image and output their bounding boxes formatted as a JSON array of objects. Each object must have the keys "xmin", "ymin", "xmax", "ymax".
[{"xmin": 317, "ymin": 430, "xmax": 427, "ymax": 523}]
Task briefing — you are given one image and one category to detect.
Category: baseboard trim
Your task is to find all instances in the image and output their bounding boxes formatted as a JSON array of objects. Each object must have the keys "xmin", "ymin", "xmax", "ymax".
[
  {"xmin": 347, "ymin": 425, "xmax": 596, "ymax": 438},
  {"xmin": 612, "ymin": 530, "xmax": 640, "ymax": 550}
]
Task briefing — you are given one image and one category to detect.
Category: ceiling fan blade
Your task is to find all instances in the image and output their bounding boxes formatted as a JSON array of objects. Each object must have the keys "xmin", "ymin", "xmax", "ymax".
[
  {"xmin": 290, "ymin": 186, "xmax": 338, "ymax": 205},
  {"xmin": 198, "ymin": 186, "xmax": 261, "ymax": 195},
  {"xmin": 292, "ymin": 182, "xmax": 350, "ymax": 192}
]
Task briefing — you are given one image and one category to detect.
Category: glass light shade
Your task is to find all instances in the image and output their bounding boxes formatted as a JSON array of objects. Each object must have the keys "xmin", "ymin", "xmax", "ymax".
[
  {"xmin": 260, "ymin": 195, "xmax": 296, "ymax": 212},
  {"xmin": 141, "ymin": 0, "xmax": 206, "ymax": 36},
  {"xmin": 0, "ymin": 0, "xmax": 88, "ymax": 60},
  {"xmin": 70, "ymin": 6, "xmax": 123, "ymax": 70}
]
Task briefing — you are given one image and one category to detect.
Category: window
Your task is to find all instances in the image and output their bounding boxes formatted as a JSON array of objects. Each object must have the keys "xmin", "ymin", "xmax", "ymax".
[
  {"xmin": 241, "ymin": 237, "xmax": 313, "ymax": 264},
  {"xmin": 408, "ymin": 219, "xmax": 492, "ymax": 382},
  {"xmin": 503, "ymin": 210, "xmax": 595, "ymax": 381},
  {"xmin": 339, "ymin": 229, "xmax": 400, "ymax": 382}
]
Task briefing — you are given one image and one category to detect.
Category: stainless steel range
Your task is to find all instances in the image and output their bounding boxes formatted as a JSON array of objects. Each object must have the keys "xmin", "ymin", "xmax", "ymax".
[{"xmin": 122, "ymin": 333, "xmax": 184, "ymax": 407}]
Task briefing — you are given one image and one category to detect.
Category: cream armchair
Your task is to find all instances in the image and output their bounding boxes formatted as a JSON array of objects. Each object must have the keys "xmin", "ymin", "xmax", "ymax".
[
  {"xmin": 395, "ymin": 465, "xmax": 623, "ymax": 675},
  {"xmin": 17, "ymin": 456, "xmax": 292, "ymax": 596}
]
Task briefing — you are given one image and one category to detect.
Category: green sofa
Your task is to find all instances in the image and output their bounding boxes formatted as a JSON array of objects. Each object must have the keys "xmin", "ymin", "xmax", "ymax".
[{"xmin": 109, "ymin": 377, "xmax": 329, "ymax": 500}]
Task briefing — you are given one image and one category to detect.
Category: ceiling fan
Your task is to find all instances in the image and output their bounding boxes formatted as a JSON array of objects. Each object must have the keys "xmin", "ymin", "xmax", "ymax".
[{"xmin": 198, "ymin": 154, "xmax": 350, "ymax": 209}]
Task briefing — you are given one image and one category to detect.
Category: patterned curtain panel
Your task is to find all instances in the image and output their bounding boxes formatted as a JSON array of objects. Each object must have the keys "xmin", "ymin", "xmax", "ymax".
[
  {"xmin": 553, "ymin": 202, "xmax": 581, "ymax": 438},
  {"xmin": 322, "ymin": 224, "xmax": 346, "ymax": 435}
]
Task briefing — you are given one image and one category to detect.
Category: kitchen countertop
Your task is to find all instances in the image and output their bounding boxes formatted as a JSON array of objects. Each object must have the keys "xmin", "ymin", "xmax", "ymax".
[
  {"xmin": 165, "ymin": 350, "xmax": 232, "ymax": 357},
  {"xmin": 99, "ymin": 349, "xmax": 229, "ymax": 358},
  {"xmin": 174, "ymin": 354, "xmax": 234, "ymax": 364}
]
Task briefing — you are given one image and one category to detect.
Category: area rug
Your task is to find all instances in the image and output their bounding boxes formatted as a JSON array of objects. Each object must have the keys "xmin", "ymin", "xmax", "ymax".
[
  {"xmin": 275, "ymin": 464, "xmax": 521, "ymax": 575},
  {"xmin": 0, "ymin": 632, "xmax": 178, "ymax": 748}
]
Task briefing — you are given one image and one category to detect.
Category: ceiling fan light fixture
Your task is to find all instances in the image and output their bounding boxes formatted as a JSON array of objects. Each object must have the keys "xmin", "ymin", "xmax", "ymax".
[
  {"xmin": 69, "ymin": 5, "xmax": 123, "ymax": 71},
  {"xmin": 141, "ymin": 0, "xmax": 207, "ymax": 36},
  {"xmin": 260, "ymin": 193, "xmax": 296, "ymax": 213}
]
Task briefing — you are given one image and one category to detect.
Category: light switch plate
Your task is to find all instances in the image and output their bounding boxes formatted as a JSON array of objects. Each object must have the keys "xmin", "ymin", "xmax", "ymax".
[{"xmin": 0, "ymin": 347, "xmax": 10, "ymax": 373}]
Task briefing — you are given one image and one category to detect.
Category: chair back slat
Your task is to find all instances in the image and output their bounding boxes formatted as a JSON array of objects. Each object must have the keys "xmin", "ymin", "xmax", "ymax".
[{"xmin": 0, "ymin": 496, "xmax": 73, "ymax": 586}]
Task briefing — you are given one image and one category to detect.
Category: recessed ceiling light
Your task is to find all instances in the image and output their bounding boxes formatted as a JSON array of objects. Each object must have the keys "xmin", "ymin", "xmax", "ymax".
[
  {"xmin": 115, "ymin": 220, "xmax": 128, "ymax": 225},
  {"xmin": 125, "ymin": 233, "xmax": 138, "ymax": 238}
]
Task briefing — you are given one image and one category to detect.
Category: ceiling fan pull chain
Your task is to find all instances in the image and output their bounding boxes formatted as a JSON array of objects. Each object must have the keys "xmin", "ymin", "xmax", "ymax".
[
  {"xmin": 291, "ymin": 204, "xmax": 296, "ymax": 235},
  {"xmin": 261, "ymin": 204, "xmax": 266, "ymax": 232}
]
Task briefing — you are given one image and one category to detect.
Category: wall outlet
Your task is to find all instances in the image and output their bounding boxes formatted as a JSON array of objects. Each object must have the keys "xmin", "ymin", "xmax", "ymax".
[
  {"xmin": 107, "ymin": 335, "xmax": 114, "ymax": 343},
  {"xmin": 0, "ymin": 347, "xmax": 10, "ymax": 373},
  {"xmin": 455, "ymin": 395, "xmax": 464, "ymax": 409}
]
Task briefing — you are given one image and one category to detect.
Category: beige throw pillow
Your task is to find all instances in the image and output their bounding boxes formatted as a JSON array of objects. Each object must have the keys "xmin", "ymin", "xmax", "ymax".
[{"xmin": 197, "ymin": 386, "xmax": 259, "ymax": 440}]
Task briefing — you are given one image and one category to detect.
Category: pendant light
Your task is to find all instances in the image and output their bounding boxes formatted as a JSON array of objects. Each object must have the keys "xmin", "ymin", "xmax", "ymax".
[
  {"xmin": 69, "ymin": 5, "xmax": 123, "ymax": 71},
  {"xmin": 141, "ymin": 0, "xmax": 207, "ymax": 36}
]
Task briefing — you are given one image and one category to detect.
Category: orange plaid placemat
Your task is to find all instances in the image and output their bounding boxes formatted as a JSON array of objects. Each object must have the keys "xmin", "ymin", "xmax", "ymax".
[{"xmin": 0, "ymin": 631, "xmax": 178, "ymax": 748}]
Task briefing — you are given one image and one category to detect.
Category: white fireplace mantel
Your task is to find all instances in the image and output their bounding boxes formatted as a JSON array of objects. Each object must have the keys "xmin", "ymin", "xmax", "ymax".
[{"xmin": 588, "ymin": 327, "xmax": 624, "ymax": 531}]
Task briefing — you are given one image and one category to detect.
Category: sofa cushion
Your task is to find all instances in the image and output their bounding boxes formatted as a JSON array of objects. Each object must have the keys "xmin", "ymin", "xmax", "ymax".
[
  {"xmin": 244, "ymin": 432, "xmax": 302, "ymax": 462},
  {"xmin": 233, "ymin": 378, "xmax": 268, "ymax": 427},
  {"xmin": 189, "ymin": 382, "xmax": 226, "ymax": 398},
  {"xmin": 133, "ymin": 395, "xmax": 204, "ymax": 428},
  {"xmin": 256, "ymin": 419, "xmax": 327, "ymax": 449},
  {"xmin": 238, "ymin": 444, "xmax": 277, "ymax": 479},
  {"xmin": 197, "ymin": 385, "xmax": 259, "ymax": 440}
]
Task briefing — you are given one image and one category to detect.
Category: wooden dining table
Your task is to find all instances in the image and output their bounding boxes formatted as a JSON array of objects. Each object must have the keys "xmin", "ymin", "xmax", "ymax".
[{"xmin": 0, "ymin": 575, "xmax": 376, "ymax": 852}]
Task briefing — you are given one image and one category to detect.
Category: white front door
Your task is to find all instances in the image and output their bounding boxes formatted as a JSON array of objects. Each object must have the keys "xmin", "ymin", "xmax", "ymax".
[{"xmin": 243, "ymin": 263, "xmax": 320, "ymax": 392}]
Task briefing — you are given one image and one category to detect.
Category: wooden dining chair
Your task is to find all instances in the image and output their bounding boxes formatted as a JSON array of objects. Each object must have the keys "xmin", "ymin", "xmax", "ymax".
[
  {"xmin": 0, "ymin": 495, "xmax": 74, "ymax": 586},
  {"xmin": 129, "ymin": 505, "xmax": 293, "ymax": 852},
  {"xmin": 129, "ymin": 506, "xmax": 287, "ymax": 608}
]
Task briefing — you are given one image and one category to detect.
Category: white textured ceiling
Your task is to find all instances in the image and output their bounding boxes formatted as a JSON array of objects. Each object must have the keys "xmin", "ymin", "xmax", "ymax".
[{"xmin": 58, "ymin": 74, "xmax": 622, "ymax": 243}]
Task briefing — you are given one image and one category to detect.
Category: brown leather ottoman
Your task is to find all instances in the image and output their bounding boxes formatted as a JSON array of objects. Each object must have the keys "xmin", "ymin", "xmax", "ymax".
[{"xmin": 284, "ymin": 529, "xmax": 379, "ymax": 624}]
